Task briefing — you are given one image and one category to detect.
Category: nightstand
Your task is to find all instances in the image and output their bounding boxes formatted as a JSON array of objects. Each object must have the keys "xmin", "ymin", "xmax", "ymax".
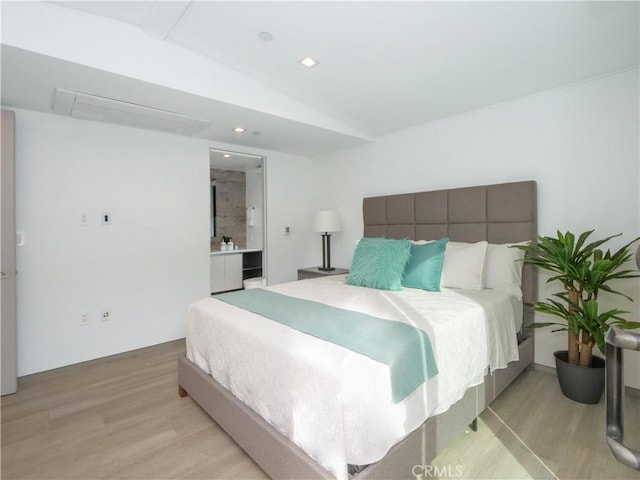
[{"xmin": 297, "ymin": 267, "xmax": 349, "ymax": 280}]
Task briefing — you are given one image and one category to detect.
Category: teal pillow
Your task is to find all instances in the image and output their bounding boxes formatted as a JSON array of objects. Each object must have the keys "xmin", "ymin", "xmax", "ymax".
[
  {"xmin": 402, "ymin": 238, "xmax": 449, "ymax": 291},
  {"xmin": 346, "ymin": 238, "xmax": 412, "ymax": 291}
]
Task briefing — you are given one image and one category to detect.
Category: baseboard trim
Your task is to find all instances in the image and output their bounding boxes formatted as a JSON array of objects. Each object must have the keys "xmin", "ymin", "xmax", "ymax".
[
  {"xmin": 533, "ymin": 363, "xmax": 555, "ymax": 375},
  {"xmin": 626, "ymin": 385, "xmax": 640, "ymax": 398}
]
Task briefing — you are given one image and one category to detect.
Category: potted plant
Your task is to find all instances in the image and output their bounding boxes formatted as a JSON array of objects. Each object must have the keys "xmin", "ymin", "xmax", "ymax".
[{"xmin": 516, "ymin": 230, "xmax": 640, "ymax": 403}]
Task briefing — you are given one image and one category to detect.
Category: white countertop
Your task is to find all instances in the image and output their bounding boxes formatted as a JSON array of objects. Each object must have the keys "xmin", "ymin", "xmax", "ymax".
[{"xmin": 210, "ymin": 248, "xmax": 262, "ymax": 256}]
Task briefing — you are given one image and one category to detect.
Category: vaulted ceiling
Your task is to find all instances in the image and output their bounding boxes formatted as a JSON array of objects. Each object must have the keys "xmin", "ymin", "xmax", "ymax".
[{"xmin": 2, "ymin": 1, "xmax": 638, "ymax": 156}]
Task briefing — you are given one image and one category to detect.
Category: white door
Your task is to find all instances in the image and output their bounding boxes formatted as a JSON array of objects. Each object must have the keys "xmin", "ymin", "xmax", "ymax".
[{"xmin": 1, "ymin": 110, "xmax": 17, "ymax": 395}]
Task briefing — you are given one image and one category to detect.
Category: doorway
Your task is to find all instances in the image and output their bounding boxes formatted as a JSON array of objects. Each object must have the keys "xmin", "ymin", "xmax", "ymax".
[{"xmin": 209, "ymin": 148, "xmax": 266, "ymax": 285}]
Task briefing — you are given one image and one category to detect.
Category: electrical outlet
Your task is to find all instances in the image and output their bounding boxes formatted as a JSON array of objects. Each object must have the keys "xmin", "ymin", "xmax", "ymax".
[
  {"xmin": 80, "ymin": 212, "xmax": 89, "ymax": 226},
  {"xmin": 80, "ymin": 310, "xmax": 89, "ymax": 326},
  {"xmin": 101, "ymin": 309, "xmax": 111, "ymax": 322},
  {"xmin": 284, "ymin": 226, "xmax": 291, "ymax": 235}
]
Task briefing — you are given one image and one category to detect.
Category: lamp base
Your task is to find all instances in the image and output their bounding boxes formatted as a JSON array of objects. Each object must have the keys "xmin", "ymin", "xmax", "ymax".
[
  {"xmin": 318, "ymin": 266, "xmax": 335, "ymax": 272},
  {"xmin": 319, "ymin": 232, "xmax": 335, "ymax": 271}
]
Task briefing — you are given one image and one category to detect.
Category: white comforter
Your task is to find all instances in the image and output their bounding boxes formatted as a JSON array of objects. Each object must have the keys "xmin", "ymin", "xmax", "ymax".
[{"xmin": 186, "ymin": 275, "xmax": 520, "ymax": 479}]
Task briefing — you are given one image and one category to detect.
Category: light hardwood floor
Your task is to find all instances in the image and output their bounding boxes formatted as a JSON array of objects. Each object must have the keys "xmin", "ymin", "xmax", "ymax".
[{"xmin": 1, "ymin": 339, "xmax": 638, "ymax": 479}]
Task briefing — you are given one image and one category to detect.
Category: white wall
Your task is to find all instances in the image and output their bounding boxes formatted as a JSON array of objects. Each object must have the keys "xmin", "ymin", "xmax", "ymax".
[
  {"xmin": 12, "ymin": 108, "xmax": 313, "ymax": 376},
  {"xmin": 246, "ymin": 167, "xmax": 264, "ymax": 251},
  {"xmin": 265, "ymin": 155, "xmax": 316, "ymax": 285},
  {"xmin": 311, "ymin": 69, "xmax": 640, "ymax": 387}
]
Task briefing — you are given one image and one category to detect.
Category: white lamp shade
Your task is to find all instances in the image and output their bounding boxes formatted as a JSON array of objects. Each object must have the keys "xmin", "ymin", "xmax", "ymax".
[{"xmin": 313, "ymin": 210, "xmax": 342, "ymax": 233}]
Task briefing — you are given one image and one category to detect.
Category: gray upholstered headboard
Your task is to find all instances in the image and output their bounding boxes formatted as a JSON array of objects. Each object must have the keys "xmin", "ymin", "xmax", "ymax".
[{"xmin": 362, "ymin": 180, "xmax": 537, "ymax": 314}]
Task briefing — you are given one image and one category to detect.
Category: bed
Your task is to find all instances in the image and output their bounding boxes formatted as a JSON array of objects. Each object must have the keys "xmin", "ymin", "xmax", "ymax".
[{"xmin": 178, "ymin": 180, "xmax": 537, "ymax": 479}]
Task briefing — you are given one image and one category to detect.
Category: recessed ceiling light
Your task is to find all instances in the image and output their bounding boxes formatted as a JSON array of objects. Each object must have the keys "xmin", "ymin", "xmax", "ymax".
[
  {"xmin": 223, "ymin": 154, "xmax": 231, "ymax": 158},
  {"xmin": 232, "ymin": 127, "xmax": 246, "ymax": 133},
  {"xmin": 299, "ymin": 56, "xmax": 318, "ymax": 68},
  {"xmin": 258, "ymin": 31, "xmax": 273, "ymax": 42}
]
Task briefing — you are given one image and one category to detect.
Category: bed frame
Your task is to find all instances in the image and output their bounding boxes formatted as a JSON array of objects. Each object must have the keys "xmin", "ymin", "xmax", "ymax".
[{"xmin": 178, "ymin": 180, "xmax": 537, "ymax": 479}]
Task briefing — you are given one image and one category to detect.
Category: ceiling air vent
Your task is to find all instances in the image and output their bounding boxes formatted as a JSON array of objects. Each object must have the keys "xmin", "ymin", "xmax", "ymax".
[{"xmin": 53, "ymin": 88, "xmax": 210, "ymax": 135}]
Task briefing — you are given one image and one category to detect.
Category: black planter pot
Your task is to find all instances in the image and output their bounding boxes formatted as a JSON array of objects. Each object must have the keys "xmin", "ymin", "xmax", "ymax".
[{"xmin": 554, "ymin": 350, "xmax": 605, "ymax": 404}]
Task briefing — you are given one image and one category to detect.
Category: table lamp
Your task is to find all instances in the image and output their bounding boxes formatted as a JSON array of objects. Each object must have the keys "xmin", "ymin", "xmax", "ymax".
[{"xmin": 312, "ymin": 210, "xmax": 342, "ymax": 271}]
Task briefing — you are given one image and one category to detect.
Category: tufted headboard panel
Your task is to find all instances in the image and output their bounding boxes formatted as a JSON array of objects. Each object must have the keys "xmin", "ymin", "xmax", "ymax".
[{"xmin": 362, "ymin": 181, "xmax": 537, "ymax": 311}]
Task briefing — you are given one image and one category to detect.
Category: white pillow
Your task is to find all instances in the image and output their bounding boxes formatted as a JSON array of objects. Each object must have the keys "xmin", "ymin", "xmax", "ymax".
[
  {"xmin": 484, "ymin": 242, "xmax": 529, "ymax": 298},
  {"xmin": 441, "ymin": 241, "xmax": 488, "ymax": 290}
]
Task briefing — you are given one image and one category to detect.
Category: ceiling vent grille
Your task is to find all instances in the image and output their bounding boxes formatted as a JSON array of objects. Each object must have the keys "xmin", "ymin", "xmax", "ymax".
[{"xmin": 53, "ymin": 88, "xmax": 210, "ymax": 135}]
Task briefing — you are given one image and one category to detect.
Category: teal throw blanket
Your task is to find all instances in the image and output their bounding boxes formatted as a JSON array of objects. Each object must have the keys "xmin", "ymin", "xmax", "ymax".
[{"xmin": 215, "ymin": 288, "xmax": 438, "ymax": 403}]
